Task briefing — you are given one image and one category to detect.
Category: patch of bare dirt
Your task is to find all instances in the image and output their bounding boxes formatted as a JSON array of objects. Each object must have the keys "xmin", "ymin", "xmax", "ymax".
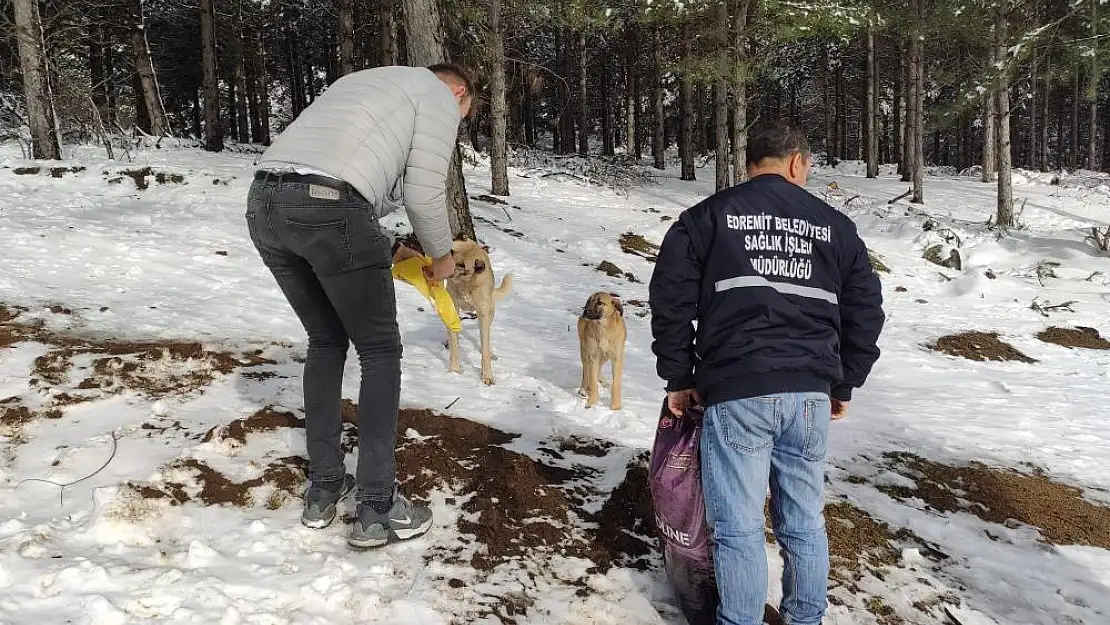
[
  {"xmin": 555, "ymin": 435, "xmax": 614, "ymax": 458},
  {"xmin": 825, "ymin": 501, "xmax": 901, "ymax": 571},
  {"xmin": 881, "ymin": 453, "xmax": 1110, "ymax": 549},
  {"xmin": 134, "ymin": 456, "xmax": 307, "ymax": 508},
  {"xmin": 0, "ymin": 305, "xmax": 274, "ymax": 397},
  {"xmin": 29, "ymin": 340, "xmax": 269, "ymax": 398},
  {"xmin": 202, "ymin": 407, "xmax": 304, "ymax": 444},
  {"xmin": 928, "ymin": 331, "xmax": 1036, "ymax": 363},
  {"xmin": 619, "ymin": 232, "xmax": 659, "ymax": 263},
  {"xmin": 595, "ymin": 260, "xmax": 641, "ymax": 283},
  {"xmin": 1036, "ymin": 326, "xmax": 1110, "ymax": 350},
  {"xmin": 0, "ymin": 397, "xmax": 64, "ymax": 438}
]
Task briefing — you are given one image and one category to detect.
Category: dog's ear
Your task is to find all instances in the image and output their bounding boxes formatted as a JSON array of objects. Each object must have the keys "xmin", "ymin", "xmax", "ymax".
[
  {"xmin": 613, "ymin": 298, "xmax": 624, "ymax": 316},
  {"xmin": 474, "ymin": 258, "xmax": 487, "ymax": 273}
]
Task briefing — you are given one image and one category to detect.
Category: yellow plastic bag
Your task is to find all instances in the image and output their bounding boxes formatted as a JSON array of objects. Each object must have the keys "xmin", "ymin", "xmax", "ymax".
[{"xmin": 391, "ymin": 256, "xmax": 462, "ymax": 333}]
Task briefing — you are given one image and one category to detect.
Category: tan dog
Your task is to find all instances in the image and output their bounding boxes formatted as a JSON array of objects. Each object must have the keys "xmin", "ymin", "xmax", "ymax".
[
  {"xmin": 577, "ymin": 292, "xmax": 627, "ymax": 410},
  {"xmin": 444, "ymin": 240, "xmax": 513, "ymax": 385}
]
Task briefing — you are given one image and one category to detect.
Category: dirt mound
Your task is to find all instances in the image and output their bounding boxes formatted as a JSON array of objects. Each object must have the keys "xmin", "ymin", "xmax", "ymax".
[
  {"xmin": 1036, "ymin": 326, "xmax": 1110, "ymax": 350},
  {"xmin": 881, "ymin": 453, "xmax": 1110, "ymax": 549},
  {"xmin": 391, "ymin": 408, "xmax": 654, "ymax": 571},
  {"xmin": 202, "ymin": 408, "xmax": 305, "ymax": 444},
  {"xmin": 579, "ymin": 457, "xmax": 655, "ymax": 570},
  {"xmin": 928, "ymin": 331, "xmax": 1036, "ymax": 363},
  {"xmin": 619, "ymin": 232, "xmax": 659, "ymax": 263},
  {"xmin": 135, "ymin": 456, "xmax": 307, "ymax": 508},
  {"xmin": 595, "ymin": 260, "xmax": 640, "ymax": 283}
]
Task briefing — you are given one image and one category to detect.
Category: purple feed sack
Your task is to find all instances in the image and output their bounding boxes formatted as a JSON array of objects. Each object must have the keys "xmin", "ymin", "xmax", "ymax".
[{"xmin": 649, "ymin": 398, "xmax": 719, "ymax": 625}]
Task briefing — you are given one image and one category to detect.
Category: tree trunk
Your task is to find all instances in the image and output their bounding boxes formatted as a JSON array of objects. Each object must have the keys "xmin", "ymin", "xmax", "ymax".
[
  {"xmin": 865, "ymin": 25, "xmax": 878, "ymax": 178},
  {"xmin": 131, "ymin": 0, "xmax": 168, "ymax": 136},
  {"xmin": 625, "ymin": 22, "xmax": 638, "ymax": 157},
  {"xmin": 680, "ymin": 77, "xmax": 696, "ymax": 181},
  {"xmin": 835, "ymin": 60, "xmax": 847, "ymax": 160},
  {"xmin": 1042, "ymin": 73, "xmax": 1050, "ymax": 169},
  {"xmin": 577, "ymin": 31, "xmax": 589, "ymax": 156},
  {"xmin": 714, "ymin": 0, "xmax": 730, "ymax": 189},
  {"xmin": 89, "ymin": 26, "xmax": 111, "ymax": 127},
  {"xmin": 982, "ymin": 30, "xmax": 998, "ymax": 183},
  {"xmin": 1088, "ymin": 0, "xmax": 1099, "ymax": 170},
  {"xmin": 338, "ymin": 0, "xmax": 356, "ymax": 76},
  {"xmin": 995, "ymin": 4, "xmax": 1014, "ymax": 227},
  {"xmin": 380, "ymin": 0, "xmax": 398, "ymax": 66},
  {"xmin": 402, "ymin": 0, "xmax": 474, "ymax": 241},
  {"xmin": 488, "ymin": 0, "xmax": 509, "ymax": 196},
  {"xmin": 201, "ymin": 0, "xmax": 222, "ymax": 151},
  {"xmin": 255, "ymin": 31, "xmax": 271, "ymax": 145},
  {"xmin": 653, "ymin": 29, "xmax": 666, "ymax": 171},
  {"xmin": 233, "ymin": 6, "xmax": 250, "ymax": 143},
  {"xmin": 900, "ymin": 48, "xmax": 911, "ymax": 180},
  {"xmin": 12, "ymin": 0, "xmax": 60, "ymax": 159},
  {"xmin": 911, "ymin": 0, "xmax": 925, "ymax": 203},
  {"xmin": 601, "ymin": 56, "xmax": 615, "ymax": 156},
  {"xmin": 1030, "ymin": 49, "xmax": 1039, "ymax": 170},
  {"xmin": 1071, "ymin": 66, "xmax": 1081, "ymax": 169},
  {"xmin": 731, "ymin": 0, "xmax": 751, "ymax": 183},
  {"xmin": 523, "ymin": 70, "xmax": 536, "ymax": 146},
  {"xmin": 894, "ymin": 46, "xmax": 904, "ymax": 174}
]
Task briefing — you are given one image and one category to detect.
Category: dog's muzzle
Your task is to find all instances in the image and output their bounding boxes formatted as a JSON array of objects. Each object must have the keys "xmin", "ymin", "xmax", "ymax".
[{"xmin": 582, "ymin": 308, "xmax": 602, "ymax": 320}]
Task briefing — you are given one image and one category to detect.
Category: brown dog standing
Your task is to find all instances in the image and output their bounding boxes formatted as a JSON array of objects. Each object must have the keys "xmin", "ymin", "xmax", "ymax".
[
  {"xmin": 577, "ymin": 292, "xmax": 627, "ymax": 410},
  {"xmin": 444, "ymin": 240, "xmax": 512, "ymax": 385}
]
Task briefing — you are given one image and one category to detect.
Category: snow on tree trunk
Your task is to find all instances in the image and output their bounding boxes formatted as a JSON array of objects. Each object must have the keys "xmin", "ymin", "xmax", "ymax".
[
  {"xmin": 12, "ymin": 0, "xmax": 60, "ymax": 159},
  {"xmin": 488, "ymin": 0, "xmax": 509, "ymax": 196},
  {"xmin": 132, "ymin": 0, "xmax": 169, "ymax": 137},
  {"xmin": 339, "ymin": 0, "xmax": 356, "ymax": 76},
  {"xmin": 201, "ymin": 0, "xmax": 222, "ymax": 152},
  {"xmin": 402, "ymin": 0, "xmax": 475, "ymax": 242},
  {"xmin": 995, "ymin": 3, "xmax": 1014, "ymax": 228},
  {"xmin": 865, "ymin": 25, "xmax": 878, "ymax": 179}
]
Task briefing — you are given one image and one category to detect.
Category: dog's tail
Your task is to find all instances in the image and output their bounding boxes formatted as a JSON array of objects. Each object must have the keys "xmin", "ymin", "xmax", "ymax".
[{"xmin": 494, "ymin": 273, "xmax": 513, "ymax": 304}]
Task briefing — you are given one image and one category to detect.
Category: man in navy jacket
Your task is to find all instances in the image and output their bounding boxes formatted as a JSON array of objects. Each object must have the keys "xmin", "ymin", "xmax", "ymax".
[{"xmin": 650, "ymin": 122, "xmax": 884, "ymax": 625}]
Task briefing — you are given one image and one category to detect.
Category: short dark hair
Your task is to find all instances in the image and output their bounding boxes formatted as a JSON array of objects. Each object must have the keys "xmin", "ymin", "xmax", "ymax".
[
  {"xmin": 745, "ymin": 122, "xmax": 811, "ymax": 167},
  {"xmin": 428, "ymin": 62, "xmax": 477, "ymax": 99}
]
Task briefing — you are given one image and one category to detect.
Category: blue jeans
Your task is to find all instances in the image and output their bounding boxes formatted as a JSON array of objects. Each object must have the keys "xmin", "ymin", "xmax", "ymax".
[{"xmin": 701, "ymin": 393, "xmax": 831, "ymax": 625}]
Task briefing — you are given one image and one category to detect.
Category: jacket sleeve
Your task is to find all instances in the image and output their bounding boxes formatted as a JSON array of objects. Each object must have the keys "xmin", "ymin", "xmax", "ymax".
[
  {"xmin": 649, "ymin": 216, "xmax": 702, "ymax": 392},
  {"xmin": 833, "ymin": 232, "xmax": 885, "ymax": 401},
  {"xmin": 403, "ymin": 95, "xmax": 460, "ymax": 260}
]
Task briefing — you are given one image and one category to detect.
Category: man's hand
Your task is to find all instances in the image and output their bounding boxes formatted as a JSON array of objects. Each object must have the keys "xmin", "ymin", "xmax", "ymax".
[
  {"xmin": 424, "ymin": 252, "xmax": 456, "ymax": 283},
  {"xmin": 831, "ymin": 399, "xmax": 849, "ymax": 421},
  {"xmin": 667, "ymin": 388, "xmax": 702, "ymax": 417}
]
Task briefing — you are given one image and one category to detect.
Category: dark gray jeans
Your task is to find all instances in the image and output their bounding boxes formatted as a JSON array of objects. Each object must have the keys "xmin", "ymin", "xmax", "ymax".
[{"xmin": 246, "ymin": 175, "xmax": 399, "ymax": 504}]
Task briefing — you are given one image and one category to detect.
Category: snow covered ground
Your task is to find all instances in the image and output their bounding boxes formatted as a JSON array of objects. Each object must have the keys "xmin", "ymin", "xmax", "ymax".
[{"xmin": 1, "ymin": 142, "xmax": 1108, "ymax": 625}]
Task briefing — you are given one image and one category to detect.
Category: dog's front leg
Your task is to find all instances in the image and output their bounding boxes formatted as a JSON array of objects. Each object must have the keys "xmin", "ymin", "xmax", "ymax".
[
  {"xmin": 610, "ymin": 348, "xmax": 624, "ymax": 411},
  {"xmin": 584, "ymin": 356, "xmax": 600, "ymax": 408},
  {"xmin": 447, "ymin": 330, "xmax": 462, "ymax": 374},
  {"xmin": 479, "ymin": 311, "xmax": 495, "ymax": 385}
]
